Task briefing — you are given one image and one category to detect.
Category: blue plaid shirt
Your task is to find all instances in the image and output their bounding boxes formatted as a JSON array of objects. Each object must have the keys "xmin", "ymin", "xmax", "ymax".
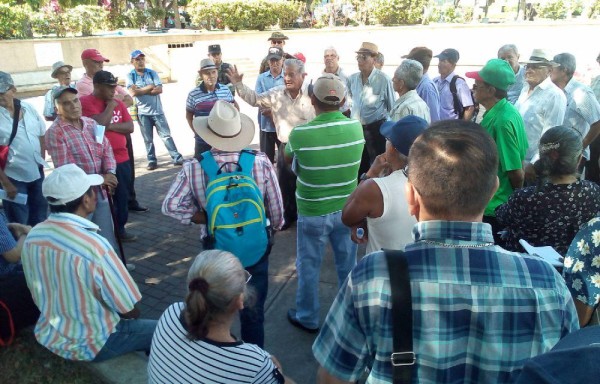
[{"xmin": 313, "ymin": 221, "xmax": 579, "ymax": 384}]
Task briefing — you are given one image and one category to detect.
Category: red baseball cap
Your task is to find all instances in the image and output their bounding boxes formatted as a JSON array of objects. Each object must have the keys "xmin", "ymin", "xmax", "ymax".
[{"xmin": 81, "ymin": 48, "xmax": 109, "ymax": 62}]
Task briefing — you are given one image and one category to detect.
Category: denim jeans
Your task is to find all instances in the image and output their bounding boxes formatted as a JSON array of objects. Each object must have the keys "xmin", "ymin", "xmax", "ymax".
[
  {"xmin": 3, "ymin": 167, "xmax": 48, "ymax": 226},
  {"xmin": 240, "ymin": 251, "xmax": 270, "ymax": 348},
  {"xmin": 114, "ymin": 161, "xmax": 132, "ymax": 235},
  {"xmin": 138, "ymin": 114, "xmax": 183, "ymax": 164},
  {"xmin": 92, "ymin": 318, "xmax": 157, "ymax": 362},
  {"xmin": 295, "ymin": 211, "xmax": 357, "ymax": 329}
]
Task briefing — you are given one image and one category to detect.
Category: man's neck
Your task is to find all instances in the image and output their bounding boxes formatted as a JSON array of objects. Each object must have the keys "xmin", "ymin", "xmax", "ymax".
[
  {"xmin": 396, "ymin": 89, "xmax": 409, "ymax": 98},
  {"xmin": 360, "ymin": 68, "xmax": 373, "ymax": 82},
  {"xmin": 135, "ymin": 67, "xmax": 146, "ymax": 75},
  {"xmin": 270, "ymin": 69, "xmax": 282, "ymax": 77},
  {"xmin": 60, "ymin": 116, "xmax": 83, "ymax": 128},
  {"xmin": 554, "ymin": 76, "xmax": 571, "ymax": 90},
  {"xmin": 480, "ymin": 97, "xmax": 500, "ymax": 111},
  {"xmin": 527, "ymin": 79, "xmax": 544, "ymax": 93},
  {"xmin": 287, "ymin": 88, "xmax": 300, "ymax": 99},
  {"xmin": 325, "ymin": 66, "xmax": 339, "ymax": 74}
]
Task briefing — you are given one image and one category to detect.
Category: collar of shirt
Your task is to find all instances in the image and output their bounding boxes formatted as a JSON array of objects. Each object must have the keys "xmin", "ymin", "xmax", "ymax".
[
  {"xmin": 56, "ymin": 116, "xmax": 88, "ymax": 131},
  {"xmin": 411, "ymin": 220, "xmax": 494, "ymax": 245},
  {"xmin": 564, "ymin": 77, "xmax": 581, "ymax": 94},
  {"xmin": 47, "ymin": 212, "xmax": 100, "ymax": 232},
  {"xmin": 283, "ymin": 85, "xmax": 307, "ymax": 100},
  {"xmin": 395, "ymin": 89, "xmax": 419, "ymax": 104},
  {"xmin": 267, "ymin": 70, "xmax": 284, "ymax": 80},
  {"xmin": 438, "ymin": 71, "xmax": 457, "ymax": 83}
]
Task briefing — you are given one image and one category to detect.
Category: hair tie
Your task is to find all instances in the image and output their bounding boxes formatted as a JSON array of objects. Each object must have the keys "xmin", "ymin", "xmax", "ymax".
[
  {"xmin": 188, "ymin": 277, "xmax": 210, "ymax": 294},
  {"xmin": 539, "ymin": 142, "xmax": 560, "ymax": 154}
]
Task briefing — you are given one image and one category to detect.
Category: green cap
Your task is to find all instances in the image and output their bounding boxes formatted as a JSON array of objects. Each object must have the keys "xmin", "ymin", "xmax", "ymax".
[{"xmin": 465, "ymin": 59, "xmax": 515, "ymax": 91}]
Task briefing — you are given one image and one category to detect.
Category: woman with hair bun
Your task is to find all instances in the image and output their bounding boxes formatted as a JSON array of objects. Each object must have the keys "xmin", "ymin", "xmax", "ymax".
[
  {"xmin": 148, "ymin": 250, "xmax": 290, "ymax": 384},
  {"xmin": 496, "ymin": 125, "xmax": 600, "ymax": 254}
]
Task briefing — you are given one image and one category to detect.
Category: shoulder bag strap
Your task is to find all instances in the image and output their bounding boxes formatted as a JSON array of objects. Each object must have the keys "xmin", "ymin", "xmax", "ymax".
[
  {"xmin": 384, "ymin": 249, "xmax": 415, "ymax": 384},
  {"xmin": 449, "ymin": 75, "xmax": 464, "ymax": 118},
  {"xmin": 8, "ymin": 99, "xmax": 21, "ymax": 146},
  {"xmin": 238, "ymin": 149, "xmax": 256, "ymax": 176}
]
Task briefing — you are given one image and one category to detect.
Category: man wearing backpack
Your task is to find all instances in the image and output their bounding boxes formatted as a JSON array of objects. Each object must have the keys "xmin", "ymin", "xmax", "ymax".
[
  {"xmin": 162, "ymin": 100, "xmax": 283, "ymax": 348},
  {"xmin": 433, "ymin": 48, "xmax": 475, "ymax": 121}
]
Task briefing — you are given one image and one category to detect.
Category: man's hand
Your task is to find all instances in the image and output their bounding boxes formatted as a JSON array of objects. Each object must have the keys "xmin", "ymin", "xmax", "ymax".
[
  {"xmin": 1, "ymin": 179, "xmax": 18, "ymax": 199},
  {"xmin": 191, "ymin": 211, "xmax": 206, "ymax": 224},
  {"xmin": 102, "ymin": 173, "xmax": 118, "ymax": 194},
  {"xmin": 226, "ymin": 65, "xmax": 243, "ymax": 84},
  {"xmin": 106, "ymin": 98, "xmax": 119, "ymax": 112},
  {"xmin": 260, "ymin": 108, "xmax": 273, "ymax": 118},
  {"xmin": 350, "ymin": 224, "xmax": 368, "ymax": 244},
  {"xmin": 366, "ymin": 153, "xmax": 389, "ymax": 178},
  {"xmin": 7, "ymin": 223, "xmax": 31, "ymax": 238}
]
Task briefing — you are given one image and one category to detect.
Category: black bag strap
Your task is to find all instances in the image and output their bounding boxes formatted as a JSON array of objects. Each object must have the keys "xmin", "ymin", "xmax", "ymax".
[
  {"xmin": 384, "ymin": 249, "xmax": 415, "ymax": 383},
  {"xmin": 8, "ymin": 99, "xmax": 21, "ymax": 147},
  {"xmin": 449, "ymin": 75, "xmax": 464, "ymax": 119}
]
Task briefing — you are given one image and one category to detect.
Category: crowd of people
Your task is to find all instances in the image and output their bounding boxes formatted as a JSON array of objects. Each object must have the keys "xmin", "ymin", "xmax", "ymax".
[{"xmin": 1, "ymin": 30, "xmax": 600, "ymax": 383}]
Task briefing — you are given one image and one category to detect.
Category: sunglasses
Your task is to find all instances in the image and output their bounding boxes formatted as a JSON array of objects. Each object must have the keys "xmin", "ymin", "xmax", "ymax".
[
  {"xmin": 271, "ymin": 40, "xmax": 284, "ymax": 45},
  {"xmin": 524, "ymin": 64, "xmax": 549, "ymax": 70},
  {"xmin": 356, "ymin": 54, "xmax": 371, "ymax": 61}
]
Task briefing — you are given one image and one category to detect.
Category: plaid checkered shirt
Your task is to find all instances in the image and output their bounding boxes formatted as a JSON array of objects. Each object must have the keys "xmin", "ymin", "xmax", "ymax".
[{"xmin": 313, "ymin": 221, "xmax": 579, "ymax": 384}]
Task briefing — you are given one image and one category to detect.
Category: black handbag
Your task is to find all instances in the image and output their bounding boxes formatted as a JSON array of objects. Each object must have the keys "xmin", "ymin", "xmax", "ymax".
[{"xmin": 384, "ymin": 249, "xmax": 416, "ymax": 384}]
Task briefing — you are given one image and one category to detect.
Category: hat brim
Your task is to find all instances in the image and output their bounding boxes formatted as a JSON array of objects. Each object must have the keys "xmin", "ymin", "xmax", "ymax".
[
  {"xmin": 465, "ymin": 71, "xmax": 483, "ymax": 81},
  {"xmin": 87, "ymin": 174, "xmax": 105, "ymax": 187},
  {"xmin": 520, "ymin": 59, "xmax": 559, "ymax": 66},
  {"xmin": 266, "ymin": 55, "xmax": 283, "ymax": 61},
  {"xmin": 268, "ymin": 36, "xmax": 288, "ymax": 41},
  {"xmin": 54, "ymin": 87, "xmax": 78, "ymax": 99},
  {"xmin": 199, "ymin": 66, "xmax": 217, "ymax": 72},
  {"xmin": 192, "ymin": 113, "xmax": 255, "ymax": 152},
  {"xmin": 356, "ymin": 49, "xmax": 377, "ymax": 55},
  {"xmin": 51, "ymin": 65, "xmax": 73, "ymax": 79}
]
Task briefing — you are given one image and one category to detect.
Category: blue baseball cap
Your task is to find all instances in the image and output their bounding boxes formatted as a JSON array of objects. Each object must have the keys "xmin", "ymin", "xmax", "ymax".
[
  {"xmin": 130, "ymin": 49, "xmax": 145, "ymax": 59},
  {"xmin": 380, "ymin": 115, "xmax": 429, "ymax": 156}
]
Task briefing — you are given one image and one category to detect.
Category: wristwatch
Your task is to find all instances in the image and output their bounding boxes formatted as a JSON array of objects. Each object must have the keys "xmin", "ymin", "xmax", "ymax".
[{"xmin": 359, "ymin": 173, "xmax": 369, "ymax": 182}]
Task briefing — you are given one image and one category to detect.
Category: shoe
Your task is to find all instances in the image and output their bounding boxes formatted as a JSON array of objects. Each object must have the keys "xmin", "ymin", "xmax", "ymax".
[
  {"xmin": 287, "ymin": 309, "xmax": 319, "ymax": 334},
  {"xmin": 174, "ymin": 158, "xmax": 184, "ymax": 166},
  {"xmin": 147, "ymin": 163, "xmax": 158, "ymax": 171},
  {"xmin": 120, "ymin": 231, "xmax": 138, "ymax": 242},
  {"xmin": 129, "ymin": 203, "xmax": 148, "ymax": 212},
  {"xmin": 126, "ymin": 263, "xmax": 136, "ymax": 272}
]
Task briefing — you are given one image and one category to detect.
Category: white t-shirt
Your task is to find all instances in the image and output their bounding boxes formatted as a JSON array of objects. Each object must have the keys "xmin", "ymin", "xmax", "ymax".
[{"xmin": 366, "ymin": 170, "xmax": 417, "ymax": 254}]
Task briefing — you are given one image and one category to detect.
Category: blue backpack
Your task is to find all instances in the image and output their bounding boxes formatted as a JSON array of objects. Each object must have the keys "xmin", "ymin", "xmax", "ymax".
[{"xmin": 199, "ymin": 149, "xmax": 268, "ymax": 267}]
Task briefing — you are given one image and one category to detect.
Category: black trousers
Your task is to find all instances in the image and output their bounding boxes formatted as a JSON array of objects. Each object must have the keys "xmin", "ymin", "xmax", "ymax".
[
  {"xmin": 277, "ymin": 142, "xmax": 297, "ymax": 226},
  {"xmin": 359, "ymin": 119, "xmax": 387, "ymax": 176},
  {"xmin": 125, "ymin": 133, "xmax": 138, "ymax": 206},
  {"xmin": 260, "ymin": 130, "xmax": 280, "ymax": 164},
  {"xmin": 586, "ymin": 135, "xmax": 600, "ymax": 183}
]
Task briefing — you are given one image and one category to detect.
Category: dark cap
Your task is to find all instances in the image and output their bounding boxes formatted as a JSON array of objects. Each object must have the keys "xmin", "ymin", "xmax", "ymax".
[
  {"xmin": 380, "ymin": 116, "xmax": 428, "ymax": 156},
  {"xmin": 93, "ymin": 70, "xmax": 118, "ymax": 86},
  {"xmin": 435, "ymin": 48, "xmax": 460, "ymax": 64},
  {"xmin": 208, "ymin": 44, "xmax": 221, "ymax": 54},
  {"xmin": 266, "ymin": 47, "xmax": 283, "ymax": 60},
  {"xmin": 0, "ymin": 72, "xmax": 15, "ymax": 93},
  {"xmin": 402, "ymin": 47, "xmax": 433, "ymax": 61},
  {"xmin": 52, "ymin": 85, "xmax": 78, "ymax": 99}
]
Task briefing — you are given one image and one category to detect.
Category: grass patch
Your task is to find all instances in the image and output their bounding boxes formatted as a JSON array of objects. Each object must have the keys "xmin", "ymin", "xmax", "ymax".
[{"xmin": 0, "ymin": 329, "xmax": 105, "ymax": 384}]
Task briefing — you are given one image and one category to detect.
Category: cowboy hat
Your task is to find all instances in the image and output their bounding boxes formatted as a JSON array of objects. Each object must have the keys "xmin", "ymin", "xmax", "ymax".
[
  {"xmin": 192, "ymin": 100, "xmax": 255, "ymax": 152},
  {"xmin": 520, "ymin": 48, "xmax": 559, "ymax": 66}
]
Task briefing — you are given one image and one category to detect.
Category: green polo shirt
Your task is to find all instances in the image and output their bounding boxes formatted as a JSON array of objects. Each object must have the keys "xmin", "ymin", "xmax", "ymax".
[
  {"xmin": 481, "ymin": 98, "xmax": 528, "ymax": 216},
  {"xmin": 286, "ymin": 111, "xmax": 365, "ymax": 216}
]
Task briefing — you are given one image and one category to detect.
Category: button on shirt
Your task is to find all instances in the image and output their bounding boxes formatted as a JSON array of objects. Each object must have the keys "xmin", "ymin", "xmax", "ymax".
[
  {"xmin": 507, "ymin": 65, "xmax": 526, "ymax": 104},
  {"xmin": 347, "ymin": 68, "xmax": 395, "ymax": 125},
  {"xmin": 0, "ymin": 101, "xmax": 46, "ymax": 182},
  {"xmin": 515, "ymin": 77, "xmax": 567, "ymax": 162},
  {"xmin": 255, "ymin": 70, "xmax": 284, "ymax": 133},
  {"xmin": 434, "ymin": 72, "xmax": 474, "ymax": 120},
  {"xmin": 313, "ymin": 220, "xmax": 579, "ymax": 383},
  {"xmin": 22, "ymin": 213, "xmax": 142, "ymax": 361},
  {"xmin": 389, "ymin": 89, "xmax": 431, "ymax": 123},
  {"xmin": 562, "ymin": 78, "xmax": 600, "ymax": 159},
  {"xmin": 126, "ymin": 68, "xmax": 164, "ymax": 116},
  {"xmin": 235, "ymin": 82, "xmax": 315, "ymax": 143},
  {"xmin": 416, "ymin": 73, "xmax": 441, "ymax": 122}
]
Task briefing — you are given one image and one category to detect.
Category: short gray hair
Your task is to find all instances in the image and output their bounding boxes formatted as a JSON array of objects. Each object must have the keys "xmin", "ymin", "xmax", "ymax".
[
  {"xmin": 394, "ymin": 59, "xmax": 423, "ymax": 90},
  {"xmin": 553, "ymin": 53, "xmax": 576, "ymax": 78},
  {"xmin": 324, "ymin": 46, "xmax": 338, "ymax": 57},
  {"xmin": 498, "ymin": 44, "xmax": 519, "ymax": 56},
  {"xmin": 376, "ymin": 52, "xmax": 384, "ymax": 65},
  {"xmin": 284, "ymin": 58, "xmax": 305, "ymax": 74}
]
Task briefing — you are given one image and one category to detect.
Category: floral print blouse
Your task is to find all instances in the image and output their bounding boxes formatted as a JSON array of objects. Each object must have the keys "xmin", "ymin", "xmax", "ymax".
[
  {"xmin": 563, "ymin": 217, "xmax": 600, "ymax": 310},
  {"xmin": 495, "ymin": 180, "xmax": 600, "ymax": 255}
]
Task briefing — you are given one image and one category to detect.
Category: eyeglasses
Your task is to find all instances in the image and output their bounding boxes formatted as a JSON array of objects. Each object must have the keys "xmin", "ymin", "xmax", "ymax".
[
  {"xmin": 244, "ymin": 270, "xmax": 252, "ymax": 284},
  {"xmin": 524, "ymin": 64, "xmax": 548, "ymax": 70},
  {"xmin": 271, "ymin": 40, "xmax": 284, "ymax": 45},
  {"xmin": 356, "ymin": 54, "xmax": 370, "ymax": 61}
]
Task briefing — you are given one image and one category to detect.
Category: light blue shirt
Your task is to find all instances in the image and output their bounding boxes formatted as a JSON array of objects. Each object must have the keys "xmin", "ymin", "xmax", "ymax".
[
  {"xmin": 507, "ymin": 65, "xmax": 526, "ymax": 104},
  {"xmin": 434, "ymin": 71, "xmax": 474, "ymax": 120},
  {"xmin": 255, "ymin": 70, "xmax": 284, "ymax": 133},
  {"xmin": 416, "ymin": 73, "xmax": 441, "ymax": 122},
  {"xmin": 347, "ymin": 68, "xmax": 395, "ymax": 125},
  {"xmin": 126, "ymin": 68, "xmax": 164, "ymax": 116}
]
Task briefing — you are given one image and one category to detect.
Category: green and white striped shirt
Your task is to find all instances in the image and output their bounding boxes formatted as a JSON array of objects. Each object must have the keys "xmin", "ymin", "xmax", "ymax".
[{"xmin": 286, "ymin": 111, "xmax": 365, "ymax": 216}]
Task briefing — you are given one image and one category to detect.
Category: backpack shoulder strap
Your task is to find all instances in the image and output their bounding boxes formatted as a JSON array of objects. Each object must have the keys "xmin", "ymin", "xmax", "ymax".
[
  {"xmin": 238, "ymin": 149, "xmax": 257, "ymax": 177},
  {"xmin": 9, "ymin": 99, "xmax": 21, "ymax": 146},
  {"xmin": 199, "ymin": 151, "xmax": 219, "ymax": 180},
  {"xmin": 449, "ymin": 75, "xmax": 464, "ymax": 117},
  {"xmin": 384, "ymin": 249, "xmax": 415, "ymax": 384}
]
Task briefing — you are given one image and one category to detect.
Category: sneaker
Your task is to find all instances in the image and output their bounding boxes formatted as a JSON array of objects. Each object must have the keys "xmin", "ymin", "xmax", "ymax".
[
  {"xmin": 120, "ymin": 231, "xmax": 138, "ymax": 242},
  {"xmin": 147, "ymin": 163, "xmax": 158, "ymax": 171},
  {"xmin": 126, "ymin": 263, "xmax": 136, "ymax": 272}
]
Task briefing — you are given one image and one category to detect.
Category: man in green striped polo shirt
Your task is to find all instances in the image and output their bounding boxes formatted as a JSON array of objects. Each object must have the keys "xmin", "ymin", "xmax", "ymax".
[{"xmin": 285, "ymin": 74, "xmax": 365, "ymax": 332}]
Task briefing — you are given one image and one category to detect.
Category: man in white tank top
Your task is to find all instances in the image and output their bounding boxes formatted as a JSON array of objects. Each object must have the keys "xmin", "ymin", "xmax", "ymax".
[{"xmin": 342, "ymin": 115, "xmax": 428, "ymax": 254}]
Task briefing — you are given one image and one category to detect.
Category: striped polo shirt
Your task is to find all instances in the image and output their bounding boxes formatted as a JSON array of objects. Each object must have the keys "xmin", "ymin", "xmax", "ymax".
[
  {"xmin": 21, "ymin": 213, "xmax": 142, "ymax": 361},
  {"xmin": 286, "ymin": 111, "xmax": 365, "ymax": 216}
]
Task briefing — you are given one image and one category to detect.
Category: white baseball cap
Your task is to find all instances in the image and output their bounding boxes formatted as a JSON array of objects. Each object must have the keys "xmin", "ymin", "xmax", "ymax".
[{"xmin": 43, "ymin": 164, "xmax": 104, "ymax": 205}]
